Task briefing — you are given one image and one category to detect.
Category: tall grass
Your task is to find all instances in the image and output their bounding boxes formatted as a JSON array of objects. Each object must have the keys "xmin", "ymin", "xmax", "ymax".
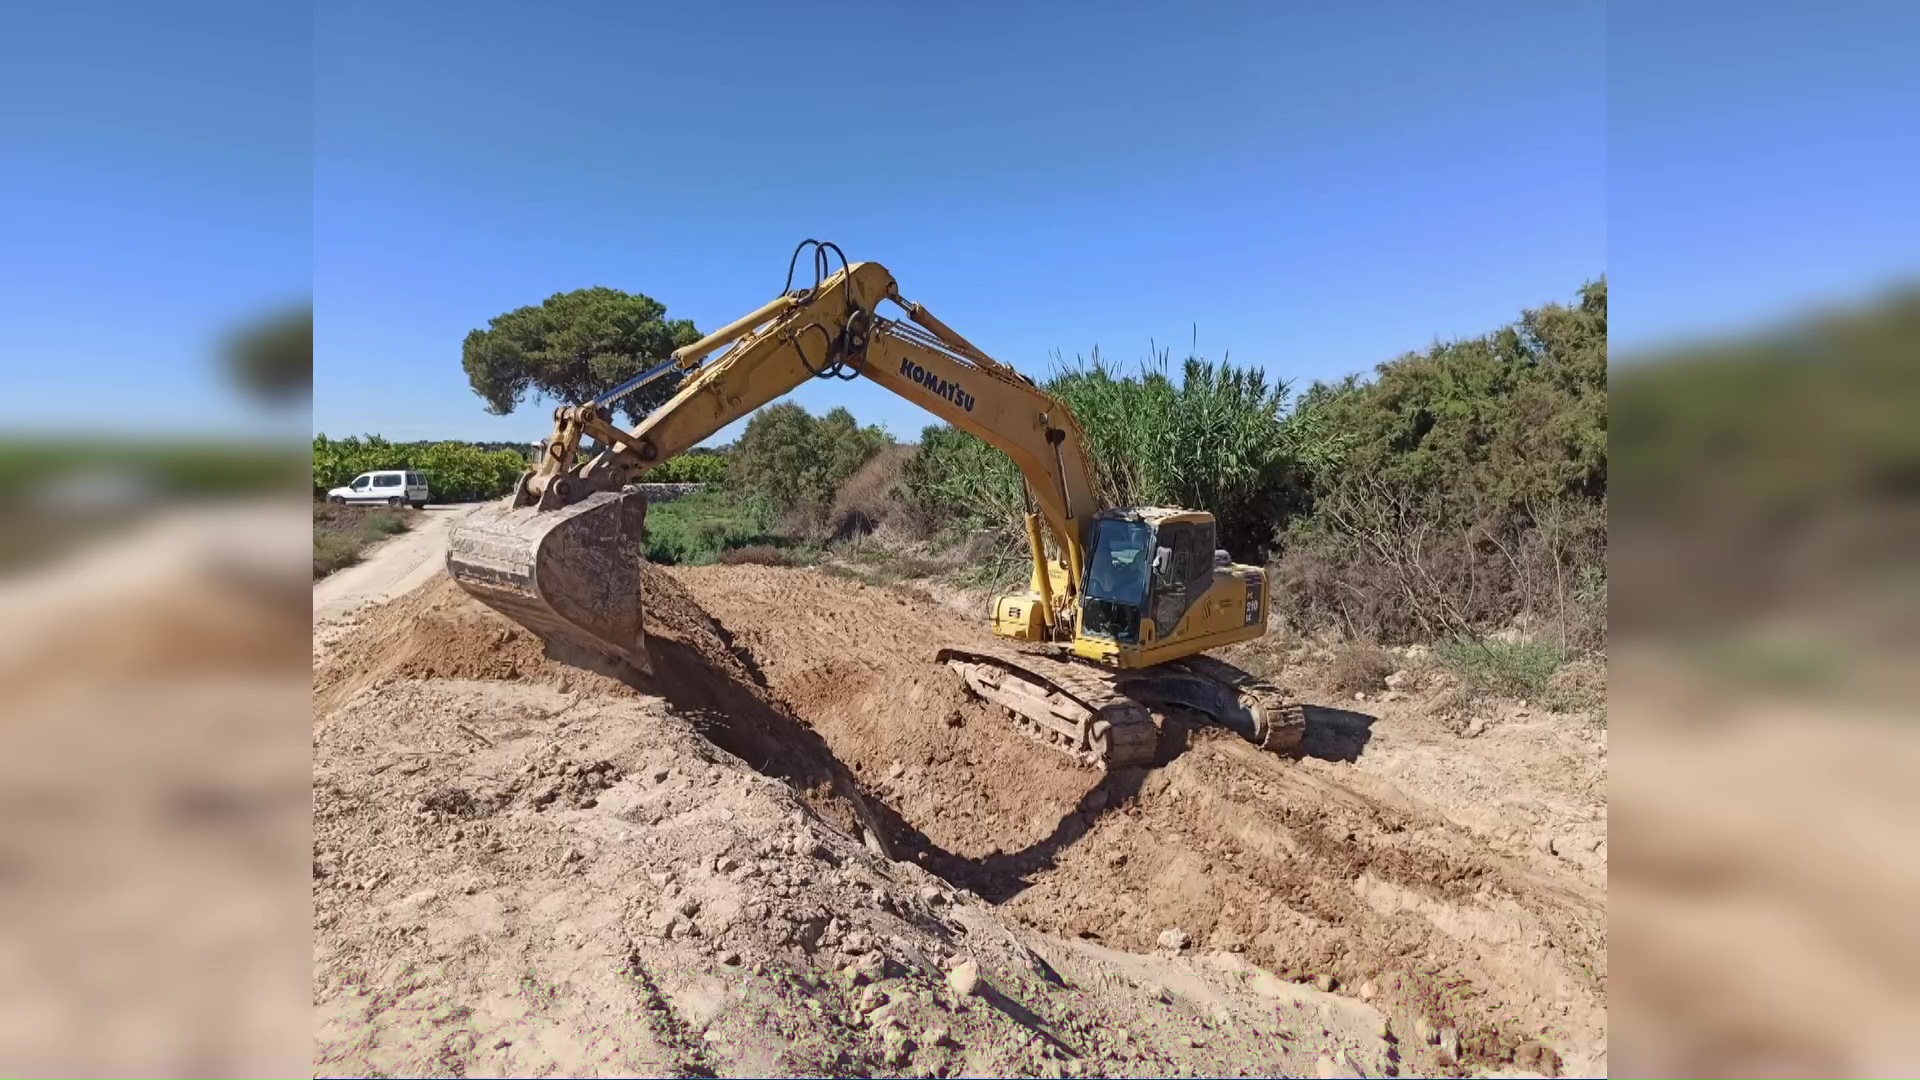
[{"xmin": 906, "ymin": 347, "xmax": 1322, "ymax": 557}]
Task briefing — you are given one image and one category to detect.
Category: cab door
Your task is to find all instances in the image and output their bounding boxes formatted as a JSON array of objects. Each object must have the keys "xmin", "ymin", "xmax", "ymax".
[{"xmin": 1147, "ymin": 521, "xmax": 1215, "ymax": 639}]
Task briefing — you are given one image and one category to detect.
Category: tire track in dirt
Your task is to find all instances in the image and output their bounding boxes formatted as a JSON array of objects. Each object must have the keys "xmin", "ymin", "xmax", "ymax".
[{"xmin": 671, "ymin": 563, "xmax": 1606, "ymax": 1072}]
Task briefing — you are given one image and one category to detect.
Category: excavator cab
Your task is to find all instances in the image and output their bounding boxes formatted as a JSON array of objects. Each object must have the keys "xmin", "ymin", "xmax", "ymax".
[{"xmin": 1062, "ymin": 508, "xmax": 1267, "ymax": 663}]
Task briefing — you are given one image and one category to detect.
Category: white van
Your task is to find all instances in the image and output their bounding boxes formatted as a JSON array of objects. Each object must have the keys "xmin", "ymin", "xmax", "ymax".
[{"xmin": 327, "ymin": 470, "xmax": 430, "ymax": 508}]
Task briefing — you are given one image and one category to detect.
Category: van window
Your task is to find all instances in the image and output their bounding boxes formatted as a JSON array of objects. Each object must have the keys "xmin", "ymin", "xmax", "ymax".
[
  {"xmin": 373, "ymin": 474, "xmax": 400, "ymax": 487},
  {"xmin": 350, "ymin": 475, "xmax": 369, "ymax": 490},
  {"xmin": 407, "ymin": 472, "xmax": 424, "ymax": 486}
]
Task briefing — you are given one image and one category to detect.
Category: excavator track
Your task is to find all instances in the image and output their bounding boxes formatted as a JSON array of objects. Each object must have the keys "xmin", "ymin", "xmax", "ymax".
[
  {"xmin": 937, "ymin": 644, "xmax": 1305, "ymax": 770},
  {"xmin": 1156, "ymin": 653, "xmax": 1306, "ymax": 755},
  {"xmin": 936, "ymin": 645, "xmax": 1161, "ymax": 769}
]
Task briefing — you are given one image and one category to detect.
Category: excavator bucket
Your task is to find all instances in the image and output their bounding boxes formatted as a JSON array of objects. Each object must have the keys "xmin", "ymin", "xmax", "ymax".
[{"xmin": 445, "ymin": 490, "xmax": 652, "ymax": 673}]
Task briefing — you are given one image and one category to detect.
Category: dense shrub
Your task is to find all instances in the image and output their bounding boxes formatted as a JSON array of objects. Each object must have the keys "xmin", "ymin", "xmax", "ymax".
[
  {"xmin": 901, "ymin": 423, "xmax": 1024, "ymax": 542},
  {"xmin": 647, "ymin": 451, "xmax": 729, "ymax": 485},
  {"xmin": 827, "ymin": 445, "xmax": 914, "ymax": 541},
  {"xmin": 641, "ymin": 490, "xmax": 782, "ymax": 565},
  {"xmin": 1436, "ymin": 639, "xmax": 1570, "ymax": 699},
  {"xmin": 1271, "ymin": 281, "xmax": 1608, "ymax": 647},
  {"xmin": 1327, "ymin": 644, "xmax": 1396, "ymax": 695},
  {"xmin": 729, "ymin": 404, "xmax": 891, "ymax": 531}
]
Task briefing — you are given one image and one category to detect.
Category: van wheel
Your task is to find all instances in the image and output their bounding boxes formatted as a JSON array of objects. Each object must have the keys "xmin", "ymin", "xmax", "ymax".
[
  {"xmin": 409, "ymin": 501, "xmax": 427, "ymax": 510},
  {"xmin": 329, "ymin": 495, "xmax": 346, "ymax": 504},
  {"xmin": 388, "ymin": 496, "xmax": 404, "ymax": 507}
]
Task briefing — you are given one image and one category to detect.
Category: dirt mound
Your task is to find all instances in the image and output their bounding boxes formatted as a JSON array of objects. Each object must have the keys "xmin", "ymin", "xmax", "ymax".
[
  {"xmin": 313, "ymin": 567, "xmax": 885, "ymax": 846},
  {"xmin": 310, "ymin": 556, "xmax": 1603, "ymax": 1075},
  {"xmin": 673, "ymin": 563, "xmax": 1607, "ymax": 1075},
  {"xmin": 314, "ymin": 673, "xmax": 1423, "ymax": 1079},
  {"xmin": 312, "ymin": 566, "xmax": 1434, "ymax": 1078},
  {"xmin": 316, "ymin": 564, "xmax": 745, "ymax": 699}
]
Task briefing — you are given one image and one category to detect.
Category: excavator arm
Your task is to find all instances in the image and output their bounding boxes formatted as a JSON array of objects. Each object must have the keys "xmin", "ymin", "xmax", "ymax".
[{"xmin": 447, "ymin": 247, "xmax": 1102, "ymax": 669}]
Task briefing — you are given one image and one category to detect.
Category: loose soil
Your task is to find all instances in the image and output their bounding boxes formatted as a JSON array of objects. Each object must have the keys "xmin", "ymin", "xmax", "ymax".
[
  {"xmin": 313, "ymin": 558, "xmax": 1605, "ymax": 1077},
  {"xmin": 673, "ymin": 565, "xmax": 1606, "ymax": 1074}
]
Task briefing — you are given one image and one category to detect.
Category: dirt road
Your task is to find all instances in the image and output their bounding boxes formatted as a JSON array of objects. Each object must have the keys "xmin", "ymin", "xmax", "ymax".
[
  {"xmin": 313, "ymin": 504, "xmax": 478, "ymax": 627},
  {"xmin": 311, "ymin": 555, "xmax": 1599, "ymax": 1077}
]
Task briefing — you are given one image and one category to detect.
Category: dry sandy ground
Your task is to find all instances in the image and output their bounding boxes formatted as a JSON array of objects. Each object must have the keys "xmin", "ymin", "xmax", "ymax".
[
  {"xmin": 2, "ymin": 501, "xmax": 313, "ymax": 1078},
  {"xmin": 312, "ymin": 544, "xmax": 1603, "ymax": 1076},
  {"xmin": 314, "ymin": 504, "xmax": 479, "ymax": 627},
  {"xmin": 1606, "ymin": 649, "xmax": 1920, "ymax": 1078}
]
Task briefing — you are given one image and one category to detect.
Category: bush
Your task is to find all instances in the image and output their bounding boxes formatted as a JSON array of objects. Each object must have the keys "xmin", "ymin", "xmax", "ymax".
[
  {"xmin": 312, "ymin": 533, "xmax": 362, "ymax": 579},
  {"xmin": 1435, "ymin": 639, "xmax": 1569, "ymax": 699},
  {"xmin": 1272, "ymin": 485, "xmax": 1606, "ymax": 648},
  {"xmin": 1272, "ymin": 281, "xmax": 1607, "ymax": 648},
  {"xmin": 730, "ymin": 404, "xmax": 890, "ymax": 518},
  {"xmin": 648, "ymin": 451, "xmax": 729, "ymax": 485},
  {"xmin": 359, "ymin": 511, "xmax": 410, "ymax": 537},
  {"xmin": 828, "ymin": 445, "xmax": 914, "ymax": 541},
  {"xmin": 1327, "ymin": 644, "xmax": 1396, "ymax": 695},
  {"xmin": 642, "ymin": 490, "xmax": 782, "ymax": 565},
  {"xmin": 901, "ymin": 423, "xmax": 1024, "ymax": 544}
]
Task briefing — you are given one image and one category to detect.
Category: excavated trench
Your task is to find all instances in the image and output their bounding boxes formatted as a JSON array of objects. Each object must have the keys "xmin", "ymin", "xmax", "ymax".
[{"xmin": 320, "ymin": 564, "xmax": 1604, "ymax": 1075}]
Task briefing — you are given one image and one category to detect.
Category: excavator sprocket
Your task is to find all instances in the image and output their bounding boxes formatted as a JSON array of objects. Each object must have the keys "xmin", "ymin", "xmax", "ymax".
[
  {"xmin": 1136, "ymin": 653, "xmax": 1305, "ymax": 755},
  {"xmin": 938, "ymin": 644, "xmax": 1304, "ymax": 770}
]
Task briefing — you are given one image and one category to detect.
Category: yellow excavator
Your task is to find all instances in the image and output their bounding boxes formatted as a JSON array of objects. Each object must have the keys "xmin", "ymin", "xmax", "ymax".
[{"xmin": 448, "ymin": 242, "xmax": 1303, "ymax": 768}]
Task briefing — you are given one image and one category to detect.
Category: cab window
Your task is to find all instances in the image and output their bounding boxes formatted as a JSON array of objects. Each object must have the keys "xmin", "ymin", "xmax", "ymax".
[
  {"xmin": 1085, "ymin": 519, "xmax": 1153, "ymax": 605},
  {"xmin": 350, "ymin": 475, "xmax": 370, "ymax": 491},
  {"xmin": 1146, "ymin": 522, "xmax": 1214, "ymax": 636},
  {"xmin": 1150, "ymin": 523, "xmax": 1192, "ymax": 636},
  {"xmin": 1182, "ymin": 521, "xmax": 1216, "ymax": 589}
]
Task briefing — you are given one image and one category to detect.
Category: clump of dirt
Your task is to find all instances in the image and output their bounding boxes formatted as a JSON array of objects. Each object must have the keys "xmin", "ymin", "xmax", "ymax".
[{"xmin": 672, "ymin": 563, "xmax": 1607, "ymax": 1075}]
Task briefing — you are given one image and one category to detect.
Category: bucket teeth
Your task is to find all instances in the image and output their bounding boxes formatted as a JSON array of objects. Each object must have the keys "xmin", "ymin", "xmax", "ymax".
[{"xmin": 446, "ymin": 490, "xmax": 651, "ymax": 672}]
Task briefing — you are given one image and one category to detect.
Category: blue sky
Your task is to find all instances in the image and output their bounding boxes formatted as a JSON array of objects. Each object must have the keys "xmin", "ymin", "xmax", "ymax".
[
  {"xmin": 1609, "ymin": 1, "xmax": 1920, "ymax": 355},
  {"xmin": 1, "ymin": 3, "xmax": 309, "ymax": 437},
  {"xmin": 311, "ymin": 0, "xmax": 1607, "ymax": 443},
  {"xmin": 6, "ymin": 3, "xmax": 1913, "ymax": 440}
]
